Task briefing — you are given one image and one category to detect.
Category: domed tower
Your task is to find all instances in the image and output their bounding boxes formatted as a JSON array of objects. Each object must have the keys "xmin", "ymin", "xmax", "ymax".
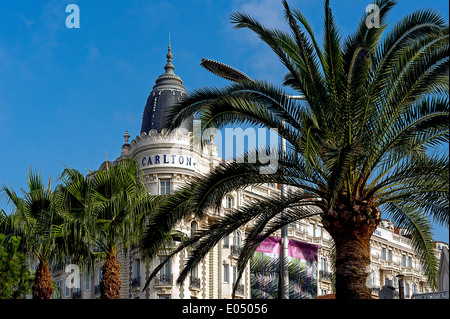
[
  {"xmin": 105, "ymin": 43, "xmax": 222, "ymax": 300},
  {"xmin": 140, "ymin": 42, "xmax": 193, "ymax": 134},
  {"xmin": 110, "ymin": 42, "xmax": 218, "ymax": 198}
]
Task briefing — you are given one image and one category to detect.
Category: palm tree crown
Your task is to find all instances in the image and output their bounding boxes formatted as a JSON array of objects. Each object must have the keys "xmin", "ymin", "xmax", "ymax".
[
  {"xmin": 142, "ymin": 0, "xmax": 448, "ymax": 299},
  {"xmin": 60, "ymin": 158, "xmax": 160, "ymax": 299},
  {"xmin": 1, "ymin": 170, "xmax": 66, "ymax": 299}
]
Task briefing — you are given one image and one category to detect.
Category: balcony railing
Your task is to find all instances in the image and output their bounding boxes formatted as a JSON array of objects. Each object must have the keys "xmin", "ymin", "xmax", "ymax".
[
  {"xmin": 319, "ymin": 270, "xmax": 333, "ymax": 281},
  {"xmin": 412, "ymin": 291, "xmax": 449, "ymax": 299},
  {"xmin": 156, "ymin": 274, "xmax": 173, "ymax": 286},
  {"xmin": 131, "ymin": 276, "xmax": 141, "ymax": 288},
  {"xmin": 190, "ymin": 276, "xmax": 201, "ymax": 289},
  {"xmin": 230, "ymin": 245, "xmax": 241, "ymax": 257}
]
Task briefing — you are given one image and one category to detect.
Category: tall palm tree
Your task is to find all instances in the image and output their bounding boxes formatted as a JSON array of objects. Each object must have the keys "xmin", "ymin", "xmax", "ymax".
[
  {"xmin": 141, "ymin": 0, "xmax": 448, "ymax": 299},
  {"xmin": 60, "ymin": 158, "xmax": 161, "ymax": 299},
  {"xmin": 1, "ymin": 170, "xmax": 66, "ymax": 299}
]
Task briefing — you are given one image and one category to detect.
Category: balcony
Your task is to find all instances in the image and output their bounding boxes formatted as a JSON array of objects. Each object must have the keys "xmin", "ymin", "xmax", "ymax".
[
  {"xmin": 319, "ymin": 270, "xmax": 333, "ymax": 281},
  {"xmin": 155, "ymin": 274, "xmax": 173, "ymax": 286},
  {"xmin": 230, "ymin": 245, "xmax": 241, "ymax": 257},
  {"xmin": 190, "ymin": 276, "xmax": 201, "ymax": 289},
  {"xmin": 131, "ymin": 276, "xmax": 141, "ymax": 288},
  {"xmin": 235, "ymin": 283, "xmax": 245, "ymax": 296}
]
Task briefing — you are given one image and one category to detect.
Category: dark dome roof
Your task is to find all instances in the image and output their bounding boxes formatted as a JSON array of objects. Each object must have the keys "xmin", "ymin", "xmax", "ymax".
[{"xmin": 140, "ymin": 44, "xmax": 193, "ymax": 133}]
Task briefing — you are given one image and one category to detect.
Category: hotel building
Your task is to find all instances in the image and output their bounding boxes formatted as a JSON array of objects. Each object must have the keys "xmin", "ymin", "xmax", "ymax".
[{"xmin": 50, "ymin": 45, "xmax": 447, "ymax": 299}]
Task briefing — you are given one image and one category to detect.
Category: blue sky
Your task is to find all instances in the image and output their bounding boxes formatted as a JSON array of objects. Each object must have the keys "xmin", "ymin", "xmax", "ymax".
[{"xmin": 0, "ymin": 0, "xmax": 448, "ymax": 242}]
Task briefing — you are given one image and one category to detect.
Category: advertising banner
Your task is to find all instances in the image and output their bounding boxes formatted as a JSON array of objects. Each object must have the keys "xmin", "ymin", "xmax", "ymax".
[
  {"xmin": 250, "ymin": 236, "xmax": 281, "ymax": 299},
  {"xmin": 287, "ymin": 239, "xmax": 318, "ymax": 299},
  {"xmin": 250, "ymin": 236, "xmax": 318, "ymax": 299}
]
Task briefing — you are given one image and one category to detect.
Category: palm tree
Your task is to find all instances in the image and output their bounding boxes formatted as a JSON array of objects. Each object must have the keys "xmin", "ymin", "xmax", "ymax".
[
  {"xmin": 60, "ymin": 158, "xmax": 161, "ymax": 299},
  {"xmin": 141, "ymin": 0, "xmax": 448, "ymax": 299},
  {"xmin": 1, "ymin": 170, "xmax": 66, "ymax": 299}
]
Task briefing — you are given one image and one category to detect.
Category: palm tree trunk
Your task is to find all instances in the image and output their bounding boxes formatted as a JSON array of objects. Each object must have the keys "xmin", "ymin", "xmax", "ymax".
[
  {"xmin": 100, "ymin": 251, "xmax": 121, "ymax": 299},
  {"xmin": 32, "ymin": 259, "xmax": 53, "ymax": 299},
  {"xmin": 333, "ymin": 228, "xmax": 373, "ymax": 299},
  {"xmin": 323, "ymin": 201, "xmax": 381, "ymax": 299}
]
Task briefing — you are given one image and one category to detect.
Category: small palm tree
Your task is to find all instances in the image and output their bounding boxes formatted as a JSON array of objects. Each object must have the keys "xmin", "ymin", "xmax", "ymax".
[
  {"xmin": 1, "ymin": 170, "xmax": 66, "ymax": 299},
  {"xmin": 141, "ymin": 0, "xmax": 448, "ymax": 299},
  {"xmin": 60, "ymin": 158, "xmax": 161, "ymax": 299}
]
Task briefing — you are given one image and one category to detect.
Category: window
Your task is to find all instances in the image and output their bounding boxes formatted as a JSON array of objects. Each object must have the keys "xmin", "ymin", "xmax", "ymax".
[
  {"xmin": 56, "ymin": 280, "xmax": 63, "ymax": 299},
  {"xmin": 381, "ymin": 248, "xmax": 387, "ymax": 260},
  {"xmin": 159, "ymin": 257, "xmax": 172, "ymax": 277},
  {"xmin": 85, "ymin": 272, "xmax": 91, "ymax": 290},
  {"xmin": 320, "ymin": 257, "xmax": 328, "ymax": 272},
  {"xmin": 65, "ymin": 279, "xmax": 70, "ymax": 298},
  {"xmin": 321, "ymin": 289, "xmax": 328, "ymax": 296},
  {"xmin": 405, "ymin": 283, "xmax": 410, "ymax": 298},
  {"xmin": 407, "ymin": 256, "xmax": 412, "ymax": 268},
  {"xmin": 370, "ymin": 271, "xmax": 376, "ymax": 287},
  {"xmin": 402, "ymin": 255, "xmax": 407, "ymax": 267},
  {"xmin": 225, "ymin": 196, "xmax": 234, "ymax": 209},
  {"xmin": 191, "ymin": 221, "xmax": 198, "ymax": 238},
  {"xmin": 135, "ymin": 259, "xmax": 141, "ymax": 279},
  {"xmin": 233, "ymin": 231, "xmax": 241, "ymax": 248},
  {"xmin": 158, "ymin": 294, "xmax": 171, "ymax": 299},
  {"xmin": 232, "ymin": 266, "xmax": 238, "ymax": 284},
  {"xmin": 412, "ymin": 283, "xmax": 417, "ymax": 295},
  {"xmin": 96, "ymin": 268, "xmax": 102, "ymax": 285},
  {"xmin": 223, "ymin": 236, "xmax": 229, "ymax": 248},
  {"xmin": 388, "ymin": 249, "xmax": 392, "ymax": 261},
  {"xmin": 316, "ymin": 226, "xmax": 322, "ymax": 237},
  {"xmin": 159, "ymin": 179, "xmax": 171, "ymax": 195},
  {"xmin": 223, "ymin": 264, "xmax": 229, "ymax": 283},
  {"xmin": 393, "ymin": 277, "xmax": 398, "ymax": 288},
  {"xmin": 308, "ymin": 224, "xmax": 315, "ymax": 237},
  {"xmin": 191, "ymin": 264, "xmax": 199, "ymax": 279},
  {"xmin": 75, "ymin": 273, "xmax": 82, "ymax": 293}
]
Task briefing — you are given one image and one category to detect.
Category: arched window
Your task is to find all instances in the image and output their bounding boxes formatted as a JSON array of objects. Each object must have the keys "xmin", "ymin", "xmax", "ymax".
[
  {"xmin": 191, "ymin": 221, "xmax": 198, "ymax": 238},
  {"xmin": 225, "ymin": 196, "xmax": 234, "ymax": 209}
]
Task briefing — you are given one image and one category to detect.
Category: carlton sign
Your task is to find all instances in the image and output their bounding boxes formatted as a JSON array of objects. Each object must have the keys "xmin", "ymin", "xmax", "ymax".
[{"xmin": 140, "ymin": 154, "xmax": 194, "ymax": 168}]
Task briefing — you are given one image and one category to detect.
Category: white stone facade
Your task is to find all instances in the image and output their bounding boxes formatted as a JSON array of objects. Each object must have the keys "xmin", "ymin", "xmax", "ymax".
[{"xmin": 50, "ymin": 127, "xmax": 446, "ymax": 299}]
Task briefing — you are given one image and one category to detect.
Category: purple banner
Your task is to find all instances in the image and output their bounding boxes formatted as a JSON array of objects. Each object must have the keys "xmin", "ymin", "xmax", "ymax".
[
  {"xmin": 255, "ymin": 236, "xmax": 281, "ymax": 255},
  {"xmin": 251, "ymin": 236, "xmax": 318, "ymax": 299},
  {"xmin": 288, "ymin": 240, "xmax": 318, "ymax": 262}
]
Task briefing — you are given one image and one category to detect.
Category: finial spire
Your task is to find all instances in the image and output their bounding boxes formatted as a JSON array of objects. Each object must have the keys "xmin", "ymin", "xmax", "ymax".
[
  {"xmin": 123, "ymin": 130, "xmax": 130, "ymax": 144},
  {"xmin": 164, "ymin": 34, "xmax": 175, "ymax": 75}
]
